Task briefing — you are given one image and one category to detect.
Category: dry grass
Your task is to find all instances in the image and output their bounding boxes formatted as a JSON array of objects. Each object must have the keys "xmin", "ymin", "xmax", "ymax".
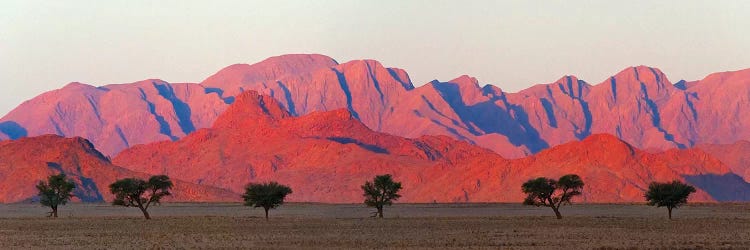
[{"xmin": 0, "ymin": 203, "xmax": 749, "ymax": 249}]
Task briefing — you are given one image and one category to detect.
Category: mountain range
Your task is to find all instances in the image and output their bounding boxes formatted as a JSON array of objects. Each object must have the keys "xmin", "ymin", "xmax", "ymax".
[
  {"xmin": 1, "ymin": 54, "xmax": 749, "ymax": 203},
  {"xmin": 3, "ymin": 54, "xmax": 750, "ymax": 159}
]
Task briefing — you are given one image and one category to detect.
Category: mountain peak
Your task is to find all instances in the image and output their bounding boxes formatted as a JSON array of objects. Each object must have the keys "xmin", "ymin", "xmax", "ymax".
[
  {"xmin": 449, "ymin": 75, "xmax": 480, "ymax": 88},
  {"xmin": 266, "ymin": 53, "xmax": 337, "ymax": 63},
  {"xmin": 212, "ymin": 91, "xmax": 291, "ymax": 128},
  {"xmin": 604, "ymin": 65, "xmax": 674, "ymax": 100},
  {"xmin": 287, "ymin": 108, "xmax": 369, "ymax": 137},
  {"xmin": 429, "ymin": 75, "xmax": 486, "ymax": 105},
  {"xmin": 333, "ymin": 59, "xmax": 417, "ymax": 94},
  {"xmin": 6, "ymin": 134, "xmax": 110, "ymax": 163},
  {"xmin": 554, "ymin": 75, "xmax": 589, "ymax": 98},
  {"xmin": 61, "ymin": 82, "xmax": 98, "ymax": 91},
  {"xmin": 258, "ymin": 54, "xmax": 339, "ymax": 73},
  {"xmin": 201, "ymin": 54, "xmax": 338, "ymax": 89},
  {"xmin": 581, "ymin": 133, "xmax": 638, "ymax": 155},
  {"xmin": 612, "ymin": 66, "xmax": 670, "ymax": 85},
  {"xmin": 538, "ymin": 133, "xmax": 638, "ymax": 160},
  {"xmin": 554, "ymin": 75, "xmax": 582, "ymax": 84}
]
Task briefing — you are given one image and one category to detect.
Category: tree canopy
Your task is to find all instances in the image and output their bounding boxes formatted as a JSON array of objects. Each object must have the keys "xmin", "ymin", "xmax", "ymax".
[
  {"xmin": 644, "ymin": 180, "xmax": 696, "ymax": 219},
  {"xmin": 522, "ymin": 174, "xmax": 584, "ymax": 219},
  {"xmin": 362, "ymin": 174, "xmax": 402, "ymax": 218},
  {"xmin": 36, "ymin": 173, "xmax": 76, "ymax": 218},
  {"xmin": 242, "ymin": 182, "xmax": 293, "ymax": 220},
  {"xmin": 109, "ymin": 175, "xmax": 173, "ymax": 219}
]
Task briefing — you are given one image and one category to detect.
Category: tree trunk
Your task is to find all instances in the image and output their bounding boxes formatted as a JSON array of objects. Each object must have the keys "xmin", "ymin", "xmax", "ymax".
[
  {"xmin": 552, "ymin": 206, "xmax": 562, "ymax": 219},
  {"xmin": 668, "ymin": 207, "xmax": 673, "ymax": 220},
  {"xmin": 139, "ymin": 206, "xmax": 151, "ymax": 220},
  {"xmin": 49, "ymin": 205, "xmax": 59, "ymax": 218},
  {"xmin": 377, "ymin": 207, "xmax": 384, "ymax": 218},
  {"xmin": 264, "ymin": 207, "xmax": 270, "ymax": 220}
]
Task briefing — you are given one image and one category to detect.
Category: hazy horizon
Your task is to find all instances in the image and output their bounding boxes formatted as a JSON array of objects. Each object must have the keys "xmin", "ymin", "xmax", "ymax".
[{"xmin": 2, "ymin": 0, "xmax": 749, "ymax": 116}]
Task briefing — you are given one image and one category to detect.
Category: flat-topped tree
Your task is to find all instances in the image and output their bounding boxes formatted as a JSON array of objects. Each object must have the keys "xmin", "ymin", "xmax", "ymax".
[
  {"xmin": 36, "ymin": 173, "xmax": 76, "ymax": 218},
  {"xmin": 243, "ymin": 182, "xmax": 293, "ymax": 220},
  {"xmin": 522, "ymin": 174, "xmax": 584, "ymax": 219},
  {"xmin": 362, "ymin": 174, "xmax": 402, "ymax": 218},
  {"xmin": 645, "ymin": 180, "xmax": 696, "ymax": 219},
  {"xmin": 109, "ymin": 175, "xmax": 173, "ymax": 219}
]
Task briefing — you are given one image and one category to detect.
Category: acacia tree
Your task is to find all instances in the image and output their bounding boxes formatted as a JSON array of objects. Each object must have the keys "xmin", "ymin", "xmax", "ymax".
[
  {"xmin": 644, "ymin": 180, "xmax": 696, "ymax": 219},
  {"xmin": 109, "ymin": 175, "xmax": 173, "ymax": 219},
  {"xmin": 242, "ymin": 182, "xmax": 293, "ymax": 220},
  {"xmin": 362, "ymin": 174, "xmax": 402, "ymax": 218},
  {"xmin": 521, "ymin": 174, "xmax": 584, "ymax": 219},
  {"xmin": 36, "ymin": 173, "xmax": 76, "ymax": 218}
]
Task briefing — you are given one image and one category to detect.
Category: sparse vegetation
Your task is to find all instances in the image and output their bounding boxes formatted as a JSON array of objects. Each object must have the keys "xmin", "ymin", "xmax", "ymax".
[
  {"xmin": 362, "ymin": 174, "xmax": 402, "ymax": 218},
  {"xmin": 109, "ymin": 175, "xmax": 173, "ymax": 219},
  {"xmin": 521, "ymin": 174, "xmax": 584, "ymax": 219},
  {"xmin": 35, "ymin": 173, "xmax": 76, "ymax": 218},
  {"xmin": 242, "ymin": 182, "xmax": 293, "ymax": 220},
  {"xmin": 645, "ymin": 180, "xmax": 697, "ymax": 219}
]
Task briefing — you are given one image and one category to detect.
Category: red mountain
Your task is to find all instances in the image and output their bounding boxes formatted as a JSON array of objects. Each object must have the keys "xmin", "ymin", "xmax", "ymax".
[
  {"xmin": 113, "ymin": 91, "xmax": 502, "ymax": 202},
  {"xmin": 2, "ymin": 54, "xmax": 750, "ymax": 161},
  {"xmin": 0, "ymin": 135, "xmax": 237, "ymax": 203},
  {"xmin": 112, "ymin": 91, "xmax": 744, "ymax": 203}
]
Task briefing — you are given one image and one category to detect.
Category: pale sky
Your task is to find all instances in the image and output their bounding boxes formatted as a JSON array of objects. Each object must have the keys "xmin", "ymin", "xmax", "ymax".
[{"xmin": 2, "ymin": 0, "xmax": 749, "ymax": 116}]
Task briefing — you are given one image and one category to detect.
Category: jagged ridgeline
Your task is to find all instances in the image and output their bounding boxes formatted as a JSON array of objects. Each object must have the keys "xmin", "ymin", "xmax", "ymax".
[
  {"xmin": 3, "ymin": 54, "xmax": 750, "ymax": 159},
  {"xmin": 2, "ymin": 54, "xmax": 750, "ymax": 203}
]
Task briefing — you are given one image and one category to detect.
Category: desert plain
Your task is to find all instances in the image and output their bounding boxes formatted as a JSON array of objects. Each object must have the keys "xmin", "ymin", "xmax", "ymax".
[{"xmin": 0, "ymin": 203, "xmax": 748, "ymax": 249}]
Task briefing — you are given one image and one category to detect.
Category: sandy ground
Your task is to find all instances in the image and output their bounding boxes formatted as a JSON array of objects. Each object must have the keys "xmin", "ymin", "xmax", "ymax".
[{"xmin": 1, "ymin": 203, "xmax": 749, "ymax": 249}]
